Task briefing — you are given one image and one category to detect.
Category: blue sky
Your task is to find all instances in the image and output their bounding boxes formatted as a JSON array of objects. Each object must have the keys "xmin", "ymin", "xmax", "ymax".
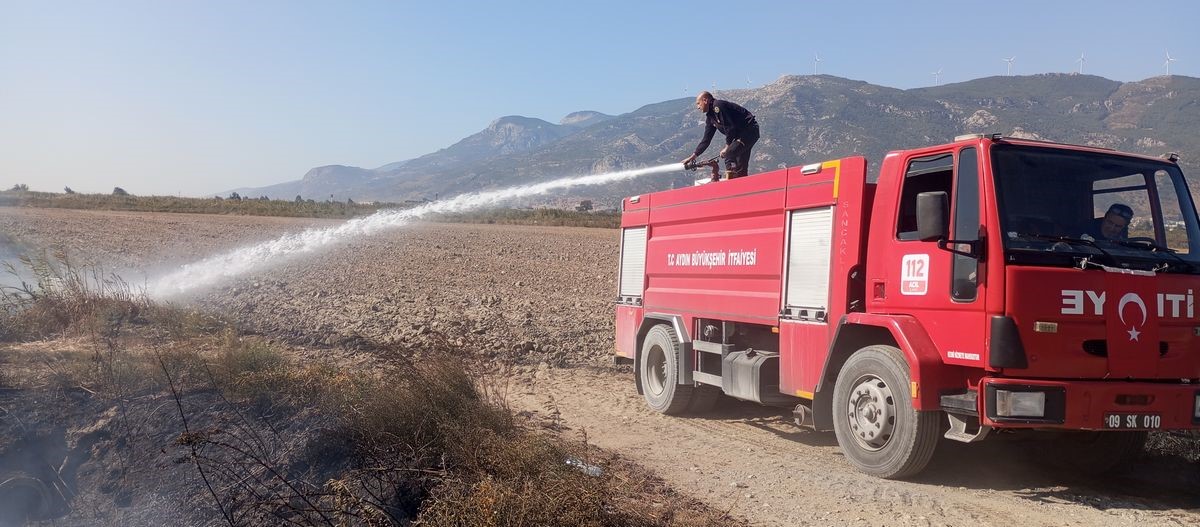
[{"xmin": 2, "ymin": 0, "xmax": 1196, "ymax": 196}]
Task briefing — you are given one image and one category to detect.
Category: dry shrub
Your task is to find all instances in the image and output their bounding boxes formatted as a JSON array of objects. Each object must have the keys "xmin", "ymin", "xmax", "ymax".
[
  {"xmin": 419, "ymin": 472, "xmax": 612, "ymax": 527},
  {"xmin": 213, "ymin": 334, "xmax": 286, "ymax": 378},
  {"xmin": 201, "ymin": 334, "xmax": 353, "ymax": 408},
  {"xmin": 1147, "ymin": 431, "xmax": 1200, "ymax": 462},
  {"xmin": 416, "ymin": 434, "xmax": 636, "ymax": 527},
  {"xmin": 144, "ymin": 305, "xmax": 230, "ymax": 340},
  {"xmin": 335, "ymin": 358, "xmax": 696, "ymax": 526},
  {"xmin": 175, "ymin": 351, "xmax": 726, "ymax": 526},
  {"xmin": 168, "ymin": 347, "xmax": 684, "ymax": 526},
  {"xmin": 276, "ymin": 358, "xmax": 520, "ymax": 523},
  {"xmin": 348, "ymin": 359, "xmax": 514, "ymax": 460},
  {"xmin": 70, "ymin": 348, "xmax": 160, "ymax": 396},
  {"xmin": 0, "ymin": 367, "xmax": 9, "ymax": 388},
  {"xmin": 413, "ymin": 413, "xmax": 717, "ymax": 526}
]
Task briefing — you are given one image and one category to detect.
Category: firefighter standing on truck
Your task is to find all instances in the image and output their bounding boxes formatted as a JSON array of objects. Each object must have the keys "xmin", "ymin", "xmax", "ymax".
[{"xmin": 681, "ymin": 91, "xmax": 760, "ymax": 179}]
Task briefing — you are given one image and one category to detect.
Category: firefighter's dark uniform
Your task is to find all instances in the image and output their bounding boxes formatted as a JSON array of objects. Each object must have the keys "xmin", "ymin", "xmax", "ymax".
[{"xmin": 692, "ymin": 99, "xmax": 760, "ymax": 178}]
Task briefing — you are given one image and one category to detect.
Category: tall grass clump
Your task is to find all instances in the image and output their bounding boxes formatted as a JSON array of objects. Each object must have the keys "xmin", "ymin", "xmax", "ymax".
[{"xmin": 0, "ymin": 252, "xmax": 148, "ymax": 341}]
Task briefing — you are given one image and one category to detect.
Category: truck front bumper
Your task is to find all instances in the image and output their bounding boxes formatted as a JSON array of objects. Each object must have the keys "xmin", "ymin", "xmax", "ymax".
[{"xmin": 979, "ymin": 378, "xmax": 1200, "ymax": 430}]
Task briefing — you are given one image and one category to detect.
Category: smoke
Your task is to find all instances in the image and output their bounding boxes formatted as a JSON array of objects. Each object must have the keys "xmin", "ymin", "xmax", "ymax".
[
  {"xmin": 148, "ymin": 163, "xmax": 680, "ymax": 299},
  {"xmin": 0, "ymin": 232, "xmax": 36, "ymax": 293}
]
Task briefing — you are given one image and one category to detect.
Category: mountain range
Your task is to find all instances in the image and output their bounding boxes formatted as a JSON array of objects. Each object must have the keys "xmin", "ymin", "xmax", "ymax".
[{"xmin": 226, "ymin": 74, "xmax": 1200, "ymax": 208}]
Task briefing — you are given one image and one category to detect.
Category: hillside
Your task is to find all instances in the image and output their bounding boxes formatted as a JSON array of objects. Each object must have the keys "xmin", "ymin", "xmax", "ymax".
[{"xmin": 231, "ymin": 74, "xmax": 1200, "ymax": 207}]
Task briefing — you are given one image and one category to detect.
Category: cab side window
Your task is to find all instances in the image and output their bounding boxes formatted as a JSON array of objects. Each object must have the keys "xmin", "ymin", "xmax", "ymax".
[
  {"xmin": 951, "ymin": 148, "xmax": 979, "ymax": 301},
  {"xmin": 1155, "ymin": 170, "xmax": 1192, "ymax": 254},
  {"xmin": 896, "ymin": 153, "xmax": 953, "ymax": 240}
]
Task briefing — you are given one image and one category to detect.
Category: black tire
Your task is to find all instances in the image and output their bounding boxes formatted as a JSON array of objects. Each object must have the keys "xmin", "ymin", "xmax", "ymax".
[
  {"xmin": 1040, "ymin": 431, "xmax": 1148, "ymax": 476},
  {"xmin": 639, "ymin": 325, "xmax": 696, "ymax": 415},
  {"xmin": 831, "ymin": 345, "xmax": 940, "ymax": 479}
]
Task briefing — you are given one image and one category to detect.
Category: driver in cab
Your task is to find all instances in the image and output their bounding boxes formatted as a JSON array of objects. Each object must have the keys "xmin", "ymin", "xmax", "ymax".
[{"xmin": 1083, "ymin": 203, "xmax": 1133, "ymax": 242}]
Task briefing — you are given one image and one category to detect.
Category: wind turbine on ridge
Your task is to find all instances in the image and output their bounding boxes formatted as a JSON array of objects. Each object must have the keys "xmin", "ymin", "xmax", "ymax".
[
  {"xmin": 931, "ymin": 68, "xmax": 943, "ymax": 86},
  {"xmin": 1003, "ymin": 56, "xmax": 1016, "ymax": 76},
  {"xmin": 1076, "ymin": 52, "xmax": 1086, "ymax": 75},
  {"xmin": 1164, "ymin": 50, "xmax": 1177, "ymax": 76},
  {"xmin": 813, "ymin": 52, "xmax": 822, "ymax": 75}
]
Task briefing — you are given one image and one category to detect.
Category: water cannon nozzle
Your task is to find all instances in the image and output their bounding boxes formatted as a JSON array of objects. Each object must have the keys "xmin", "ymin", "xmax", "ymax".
[{"xmin": 684, "ymin": 155, "xmax": 722, "ymax": 181}]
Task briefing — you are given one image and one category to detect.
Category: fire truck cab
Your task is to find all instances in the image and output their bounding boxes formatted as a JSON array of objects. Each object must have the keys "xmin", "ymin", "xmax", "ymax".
[{"xmin": 615, "ymin": 134, "xmax": 1200, "ymax": 478}]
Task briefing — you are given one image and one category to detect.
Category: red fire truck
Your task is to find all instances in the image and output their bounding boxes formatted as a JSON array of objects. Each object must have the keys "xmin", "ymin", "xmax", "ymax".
[{"xmin": 615, "ymin": 134, "xmax": 1200, "ymax": 478}]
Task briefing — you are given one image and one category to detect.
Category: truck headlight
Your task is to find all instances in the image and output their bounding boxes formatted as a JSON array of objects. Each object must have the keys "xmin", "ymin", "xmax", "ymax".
[{"xmin": 996, "ymin": 390, "xmax": 1046, "ymax": 418}]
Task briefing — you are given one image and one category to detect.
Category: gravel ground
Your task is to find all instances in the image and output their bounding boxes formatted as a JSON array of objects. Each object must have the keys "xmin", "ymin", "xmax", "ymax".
[{"xmin": 3, "ymin": 206, "xmax": 1199, "ymax": 526}]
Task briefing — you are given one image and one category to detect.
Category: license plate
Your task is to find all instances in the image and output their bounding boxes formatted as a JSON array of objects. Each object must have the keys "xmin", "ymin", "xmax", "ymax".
[{"xmin": 1103, "ymin": 413, "xmax": 1161, "ymax": 429}]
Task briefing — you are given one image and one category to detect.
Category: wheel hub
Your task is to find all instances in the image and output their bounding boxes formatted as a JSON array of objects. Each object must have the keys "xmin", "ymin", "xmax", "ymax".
[
  {"xmin": 846, "ymin": 375, "xmax": 896, "ymax": 451},
  {"xmin": 645, "ymin": 345, "xmax": 667, "ymax": 396}
]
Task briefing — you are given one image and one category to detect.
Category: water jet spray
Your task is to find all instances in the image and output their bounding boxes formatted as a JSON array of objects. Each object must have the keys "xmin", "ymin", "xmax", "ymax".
[{"xmin": 149, "ymin": 163, "xmax": 682, "ymax": 298}]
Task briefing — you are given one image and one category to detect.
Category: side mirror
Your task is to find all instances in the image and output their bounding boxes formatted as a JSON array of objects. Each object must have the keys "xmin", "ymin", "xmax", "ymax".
[{"xmin": 916, "ymin": 191, "xmax": 949, "ymax": 242}]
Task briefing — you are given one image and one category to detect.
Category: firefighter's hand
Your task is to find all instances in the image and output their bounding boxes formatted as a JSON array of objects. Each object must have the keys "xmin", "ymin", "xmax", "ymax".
[
  {"xmin": 719, "ymin": 146, "xmax": 729, "ymax": 158},
  {"xmin": 681, "ymin": 154, "xmax": 696, "ymax": 166}
]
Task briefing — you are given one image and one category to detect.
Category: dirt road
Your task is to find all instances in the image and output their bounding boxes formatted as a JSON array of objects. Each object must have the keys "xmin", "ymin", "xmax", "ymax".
[
  {"xmin": 513, "ymin": 366, "xmax": 1198, "ymax": 526},
  {"xmin": 3, "ymin": 207, "xmax": 1198, "ymax": 526}
]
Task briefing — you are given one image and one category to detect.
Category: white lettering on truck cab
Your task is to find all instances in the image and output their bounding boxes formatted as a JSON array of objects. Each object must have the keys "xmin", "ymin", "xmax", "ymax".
[{"xmin": 1060, "ymin": 289, "xmax": 1195, "ymax": 318}]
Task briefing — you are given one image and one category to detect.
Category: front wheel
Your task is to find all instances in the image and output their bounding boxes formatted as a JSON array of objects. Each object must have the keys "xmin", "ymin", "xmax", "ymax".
[{"xmin": 832, "ymin": 345, "xmax": 940, "ymax": 479}]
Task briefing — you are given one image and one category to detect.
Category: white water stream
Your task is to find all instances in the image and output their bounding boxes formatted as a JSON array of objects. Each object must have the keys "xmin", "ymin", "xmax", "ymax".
[{"xmin": 148, "ymin": 163, "xmax": 681, "ymax": 299}]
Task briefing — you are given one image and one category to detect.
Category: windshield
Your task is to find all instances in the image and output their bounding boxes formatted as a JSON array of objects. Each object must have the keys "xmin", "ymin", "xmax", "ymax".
[{"xmin": 993, "ymin": 144, "xmax": 1200, "ymax": 272}]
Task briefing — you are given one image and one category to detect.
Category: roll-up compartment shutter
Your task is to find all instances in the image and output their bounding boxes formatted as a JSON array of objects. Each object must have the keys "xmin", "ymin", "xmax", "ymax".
[
  {"xmin": 785, "ymin": 207, "xmax": 833, "ymax": 311},
  {"xmin": 619, "ymin": 227, "xmax": 648, "ymax": 297}
]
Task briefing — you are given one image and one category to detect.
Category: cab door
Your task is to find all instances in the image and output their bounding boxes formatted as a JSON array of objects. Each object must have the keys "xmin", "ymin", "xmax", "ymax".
[{"xmin": 882, "ymin": 147, "xmax": 988, "ymax": 369}]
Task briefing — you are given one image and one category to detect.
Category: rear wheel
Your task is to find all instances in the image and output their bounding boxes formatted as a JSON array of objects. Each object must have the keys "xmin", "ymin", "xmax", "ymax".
[
  {"xmin": 639, "ymin": 325, "xmax": 696, "ymax": 415},
  {"xmin": 832, "ymin": 345, "xmax": 940, "ymax": 479}
]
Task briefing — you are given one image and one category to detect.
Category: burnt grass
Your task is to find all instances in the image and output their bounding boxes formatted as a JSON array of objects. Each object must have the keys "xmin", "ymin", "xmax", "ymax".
[{"xmin": 0, "ymin": 259, "xmax": 736, "ymax": 526}]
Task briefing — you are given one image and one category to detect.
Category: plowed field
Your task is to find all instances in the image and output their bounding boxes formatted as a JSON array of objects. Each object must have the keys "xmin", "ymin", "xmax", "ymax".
[{"xmin": 3, "ymin": 206, "xmax": 1199, "ymax": 526}]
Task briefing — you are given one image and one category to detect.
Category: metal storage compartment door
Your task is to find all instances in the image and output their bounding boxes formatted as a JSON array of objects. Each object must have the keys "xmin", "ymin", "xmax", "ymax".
[
  {"xmin": 785, "ymin": 207, "xmax": 833, "ymax": 316},
  {"xmin": 619, "ymin": 227, "xmax": 648, "ymax": 298},
  {"xmin": 614, "ymin": 305, "xmax": 642, "ymax": 358}
]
